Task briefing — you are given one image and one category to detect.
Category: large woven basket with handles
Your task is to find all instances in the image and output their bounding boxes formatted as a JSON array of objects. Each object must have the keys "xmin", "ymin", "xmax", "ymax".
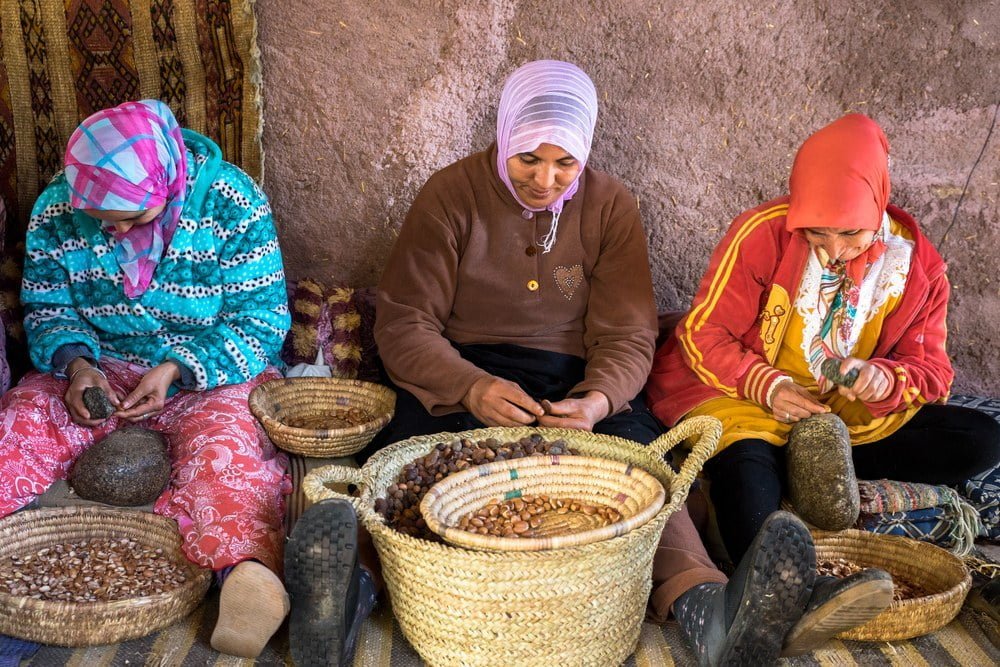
[{"xmin": 303, "ymin": 416, "xmax": 721, "ymax": 667}]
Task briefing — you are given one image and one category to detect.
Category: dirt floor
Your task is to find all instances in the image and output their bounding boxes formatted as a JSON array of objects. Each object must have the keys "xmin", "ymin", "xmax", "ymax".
[{"xmin": 256, "ymin": 0, "xmax": 1000, "ymax": 396}]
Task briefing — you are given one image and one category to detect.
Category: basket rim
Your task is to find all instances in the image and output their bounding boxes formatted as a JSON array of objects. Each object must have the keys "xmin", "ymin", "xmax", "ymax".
[
  {"xmin": 813, "ymin": 528, "xmax": 972, "ymax": 617},
  {"xmin": 420, "ymin": 454, "xmax": 666, "ymax": 552},
  {"xmin": 351, "ymin": 426, "xmax": 687, "ymax": 560},
  {"xmin": 249, "ymin": 377, "xmax": 396, "ymax": 439},
  {"xmin": 0, "ymin": 507, "xmax": 211, "ymax": 611}
]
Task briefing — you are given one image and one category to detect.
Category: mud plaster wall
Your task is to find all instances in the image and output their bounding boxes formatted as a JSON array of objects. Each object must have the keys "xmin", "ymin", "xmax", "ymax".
[{"xmin": 257, "ymin": 0, "xmax": 1000, "ymax": 396}]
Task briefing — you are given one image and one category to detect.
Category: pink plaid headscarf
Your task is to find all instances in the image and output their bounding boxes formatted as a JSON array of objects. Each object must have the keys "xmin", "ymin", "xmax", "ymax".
[
  {"xmin": 496, "ymin": 60, "xmax": 598, "ymax": 253},
  {"xmin": 64, "ymin": 99, "xmax": 187, "ymax": 298}
]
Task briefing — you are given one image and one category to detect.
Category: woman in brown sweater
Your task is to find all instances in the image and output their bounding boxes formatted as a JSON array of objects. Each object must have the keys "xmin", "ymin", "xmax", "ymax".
[{"xmin": 285, "ymin": 61, "xmax": 881, "ymax": 666}]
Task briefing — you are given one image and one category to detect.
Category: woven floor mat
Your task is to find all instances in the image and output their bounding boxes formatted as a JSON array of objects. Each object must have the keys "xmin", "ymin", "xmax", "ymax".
[{"xmin": 24, "ymin": 590, "xmax": 999, "ymax": 666}]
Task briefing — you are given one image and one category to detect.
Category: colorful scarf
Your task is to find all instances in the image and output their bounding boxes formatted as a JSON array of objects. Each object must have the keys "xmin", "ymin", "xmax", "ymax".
[
  {"xmin": 64, "ymin": 99, "xmax": 187, "ymax": 299},
  {"xmin": 786, "ymin": 114, "xmax": 892, "ymax": 389},
  {"xmin": 496, "ymin": 60, "xmax": 598, "ymax": 253},
  {"xmin": 805, "ymin": 215, "xmax": 889, "ymax": 389}
]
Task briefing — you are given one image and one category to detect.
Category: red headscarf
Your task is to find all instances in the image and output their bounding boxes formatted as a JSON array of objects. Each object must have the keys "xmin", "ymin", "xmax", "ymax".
[{"xmin": 787, "ymin": 113, "xmax": 890, "ymax": 283}]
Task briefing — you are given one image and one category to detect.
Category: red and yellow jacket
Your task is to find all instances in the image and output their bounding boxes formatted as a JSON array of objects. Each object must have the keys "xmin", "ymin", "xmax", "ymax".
[{"xmin": 646, "ymin": 196, "xmax": 953, "ymax": 427}]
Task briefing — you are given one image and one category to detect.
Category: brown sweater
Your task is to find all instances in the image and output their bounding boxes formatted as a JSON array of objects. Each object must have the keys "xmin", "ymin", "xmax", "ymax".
[{"xmin": 375, "ymin": 146, "xmax": 657, "ymax": 416}]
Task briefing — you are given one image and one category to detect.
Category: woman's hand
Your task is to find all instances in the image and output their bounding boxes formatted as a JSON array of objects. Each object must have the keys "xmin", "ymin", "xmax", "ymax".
[
  {"xmin": 64, "ymin": 358, "xmax": 121, "ymax": 426},
  {"xmin": 771, "ymin": 379, "xmax": 829, "ymax": 423},
  {"xmin": 462, "ymin": 376, "xmax": 545, "ymax": 427},
  {"xmin": 537, "ymin": 391, "xmax": 610, "ymax": 431},
  {"xmin": 831, "ymin": 357, "xmax": 894, "ymax": 403},
  {"xmin": 114, "ymin": 361, "xmax": 181, "ymax": 423}
]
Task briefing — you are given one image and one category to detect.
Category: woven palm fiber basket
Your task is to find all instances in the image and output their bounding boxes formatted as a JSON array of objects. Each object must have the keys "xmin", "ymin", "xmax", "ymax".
[
  {"xmin": 420, "ymin": 455, "xmax": 666, "ymax": 552},
  {"xmin": 303, "ymin": 416, "xmax": 721, "ymax": 667},
  {"xmin": 813, "ymin": 528, "xmax": 971, "ymax": 641},
  {"xmin": 249, "ymin": 377, "xmax": 395, "ymax": 457},
  {"xmin": 0, "ymin": 506, "xmax": 211, "ymax": 646}
]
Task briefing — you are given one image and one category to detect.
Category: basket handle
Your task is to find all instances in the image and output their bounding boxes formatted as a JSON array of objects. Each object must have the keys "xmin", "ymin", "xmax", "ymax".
[
  {"xmin": 648, "ymin": 415, "xmax": 722, "ymax": 496},
  {"xmin": 300, "ymin": 464, "xmax": 367, "ymax": 514}
]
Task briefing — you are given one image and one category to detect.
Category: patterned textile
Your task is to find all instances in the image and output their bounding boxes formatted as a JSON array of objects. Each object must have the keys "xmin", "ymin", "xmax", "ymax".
[
  {"xmin": 856, "ymin": 479, "xmax": 982, "ymax": 555},
  {"xmin": 64, "ymin": 99, "xmax": 188, "ymax": 298},
  {"xmin": 282, "ymin": 279, "xmax": 363, "ymax": 379},
  {"xmin": 0, "ymin": 635, "xmax": 38, "ymax": 666},
  {"xmin": 0, "ymin": 0, "xmax": 263, "ymax": 245},
  {"xmin": 0, "ymin": 196, "xmax": 7, "ymax": 392},
  {"xmin": 22, "ymin": 130, "xmax": 289, "ymax": 391},
  {"xmin": 951, "ymin": 394, "xmax": 1000, "ymax": 539},
  {"xmin": 0, "ymin": 358, "xmax": 290, "ymax": 571}
]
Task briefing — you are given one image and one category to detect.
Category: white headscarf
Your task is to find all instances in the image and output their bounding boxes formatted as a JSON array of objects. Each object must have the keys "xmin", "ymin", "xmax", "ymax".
[{"xmin": 496, "ymin": 60, "xmax": 598, "ymax": 253}]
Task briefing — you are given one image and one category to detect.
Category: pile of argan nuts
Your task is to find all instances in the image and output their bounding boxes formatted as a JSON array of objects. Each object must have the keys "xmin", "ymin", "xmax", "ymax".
[
  {"xmin": 288, "ymin": 407, "xmax": 371, "ymax": 430},
  {"xmin": 0, "ymin": 537, "xmax": 190, "ymax": 603},
  {"xmin": 374, "ymin": 434, "xmax": 574, "ymax": 541},
  {"xmin": 458, "ymin": 495, "xmax": 622, "ymax": 538},
  {"xmin": 817, "ymin": 557, "xmax": 926, "ymax": 601}
]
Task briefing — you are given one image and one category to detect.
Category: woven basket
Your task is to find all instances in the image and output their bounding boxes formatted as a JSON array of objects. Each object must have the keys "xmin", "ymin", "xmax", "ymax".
[
  {"xmin": 0, "ymin": 506, "xmax": 211, "ymax": 647},
  {"xmin": 249, "ymin": 377, "xmax": 395, "ymax": 457},
  {"xmin": 303, "ymin": 416, "xmax": 721, "ymax": 667},
  {"xmin": 813, "ymin": 529, "xmax": 971, "ymax": 641},
  {"xmin": 420, "ymin": 455, "xmax": 665, "ymax": 552}
]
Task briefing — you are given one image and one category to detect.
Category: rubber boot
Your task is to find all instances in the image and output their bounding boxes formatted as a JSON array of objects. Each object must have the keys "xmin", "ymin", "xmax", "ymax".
[
  {"xmin": 674, "ymin": 510, "xmax": 815, "ymax": 666},
  {"xmin": 782, "ymin": 569, "xmax": 894, "ymax": 656}
]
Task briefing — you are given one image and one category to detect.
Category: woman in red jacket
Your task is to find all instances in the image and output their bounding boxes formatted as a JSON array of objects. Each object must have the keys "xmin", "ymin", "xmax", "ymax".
[{"xmin": 647, "ymin": 114, "xmax": 1000, "ymax": 565}]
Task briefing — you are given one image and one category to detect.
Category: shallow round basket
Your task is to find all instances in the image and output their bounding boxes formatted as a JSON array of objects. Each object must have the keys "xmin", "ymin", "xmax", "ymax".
[
  {"xmin": 813, "ymin": 529, "xmax": 972, "ymax": 641},
  {"xmin": 420, "ymin": 455, "xmax": 665, "ymax": 552},
  {"xmin": 249, "ymin": 377, "xmax": 395, "ymax": 457},
  {"xmin": 302, "ymin": 416, "xmax": 721, "ymax": 667},
  {"xmin": 0, "ymin": 506, "xmax": 211, "ymax": 647}
]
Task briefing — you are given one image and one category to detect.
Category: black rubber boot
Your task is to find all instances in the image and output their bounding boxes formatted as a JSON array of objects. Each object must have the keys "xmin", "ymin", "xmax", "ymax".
[
  {"xmin": 674, "ymin": 510, "xmax": 815, "ymax": 666},
  {"xmin": 782, "ymin": 569, "xmax": 894, "ymax": 656},
  {"xmin": 286, "ymin": 498, "xmax": 368, "ymax": 667}
]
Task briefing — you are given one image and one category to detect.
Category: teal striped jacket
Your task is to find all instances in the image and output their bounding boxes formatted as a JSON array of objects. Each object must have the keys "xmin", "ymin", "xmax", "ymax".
[{"xmin": 22, "ymin": 130, "xmax": 290, "ymax": 391}]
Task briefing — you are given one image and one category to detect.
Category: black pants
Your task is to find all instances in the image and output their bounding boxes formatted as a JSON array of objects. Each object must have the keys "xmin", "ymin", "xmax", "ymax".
[
  {"xmin": 359, "ymin": 343, "xmax": 663, "ymax": 464},
  {"xmin": 704, "ymin": 404, "xmax": 1000, "ymax": 562}
]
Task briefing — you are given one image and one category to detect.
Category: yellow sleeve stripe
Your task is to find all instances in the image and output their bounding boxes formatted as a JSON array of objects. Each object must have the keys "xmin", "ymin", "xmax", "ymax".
[{"xmin": 680, "ymin": 203, "xmax": 789, "ymax": 392}]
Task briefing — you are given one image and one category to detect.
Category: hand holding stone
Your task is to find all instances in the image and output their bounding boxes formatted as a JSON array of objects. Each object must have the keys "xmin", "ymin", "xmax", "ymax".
[{"xmin": 821, "ymin": 357, "xmax": 860, "ymax": 388}]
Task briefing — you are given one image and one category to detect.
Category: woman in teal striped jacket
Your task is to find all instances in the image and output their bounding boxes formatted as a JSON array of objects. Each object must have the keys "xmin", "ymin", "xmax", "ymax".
[{"xmin": 6, "ymin": 100, "xmax": 291, "ymax": 658}]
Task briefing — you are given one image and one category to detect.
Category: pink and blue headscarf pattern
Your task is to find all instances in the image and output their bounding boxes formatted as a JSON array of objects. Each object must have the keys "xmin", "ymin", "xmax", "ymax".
[
  {"xmin": 64, "ymin": 99, "xmax": 187, "ymax": 299},
  {"xmin": 496, "ymin": 60, "xmax": 598, "ymax": 253}
]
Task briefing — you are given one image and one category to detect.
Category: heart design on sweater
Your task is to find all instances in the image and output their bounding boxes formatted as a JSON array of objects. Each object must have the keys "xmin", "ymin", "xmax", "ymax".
[{"xmin": 554, "ymin": 264, "xmax": 584, "ymax": 301}]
